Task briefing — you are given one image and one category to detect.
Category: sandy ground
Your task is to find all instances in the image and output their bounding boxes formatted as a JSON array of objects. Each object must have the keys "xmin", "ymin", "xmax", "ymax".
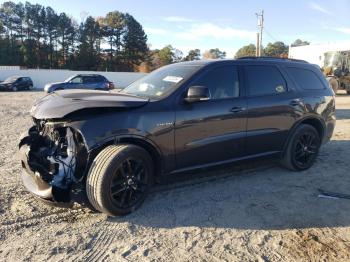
[{"xmin": 0, "ymin": 91, "xmax": 350, "ymax": 262}]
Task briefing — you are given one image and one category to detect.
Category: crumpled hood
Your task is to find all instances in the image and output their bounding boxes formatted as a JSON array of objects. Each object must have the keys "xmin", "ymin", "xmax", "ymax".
[{"xmin": 31, "ymin": 89, "xmax": 149, "ymax": 119}]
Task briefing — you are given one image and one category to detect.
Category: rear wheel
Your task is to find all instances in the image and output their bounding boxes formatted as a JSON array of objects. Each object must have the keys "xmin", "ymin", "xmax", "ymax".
[
  {"xmin": 281, "ymin": 124, "xmax": 321, "ymax": 171},
  {"xmin": 347, "ymin": 90, "xmax": 350, "ymax": 95},
  {"xmin": 86, "ymin": 144, "xmax": 153, "ymax": 216}
]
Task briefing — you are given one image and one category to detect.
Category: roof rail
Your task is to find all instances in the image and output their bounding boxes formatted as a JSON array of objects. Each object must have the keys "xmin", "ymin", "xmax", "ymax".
[{"xmin": 237, "ymin": 56, "xmax": 309, "ymax": 63}]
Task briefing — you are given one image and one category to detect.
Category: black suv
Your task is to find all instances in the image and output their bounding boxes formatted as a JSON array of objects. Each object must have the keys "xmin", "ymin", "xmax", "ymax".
[
  {"xmin": 0, "ymin": 76, "xmax": 33, "ymax": 91},
  {"xmin": 19, "ymin": 58, "xmax": 336, "ymax": 216}
]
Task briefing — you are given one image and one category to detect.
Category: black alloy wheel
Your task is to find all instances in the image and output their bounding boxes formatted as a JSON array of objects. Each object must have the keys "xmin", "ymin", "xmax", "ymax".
[
  {"xmin": 281, "ymin": 124, "xmax": 321, "ymax": 171},
  {"xmin": 292, "ymin": 131, "xmax": 319, "ymax": 169},
  {"xmin": 86, "ymin": 144, "xmax": 153, "ymax": 216},
  {"xmin": 109, "ymin": 158, "xmax": 148, "ymax": 209}
]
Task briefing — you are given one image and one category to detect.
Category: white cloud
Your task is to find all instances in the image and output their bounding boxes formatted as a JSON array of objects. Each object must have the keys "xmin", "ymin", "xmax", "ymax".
[
  {"xmin": 163, "ymin": 16, "xmax": 195, "ymax": 22},
  {"xmin": 333, "ymin": 27, "xmax": 350, "ymax": 34},
  {"xmin": 308, "ymin": 2, "xmax": 332, "ymax": 15},
  {"xmin": 175, "ymin": 23, "xmax": 256, "ymax": 41},
  {"xmin": 144, "ymin": 27, "xmax": 168, "ymax": 35}
]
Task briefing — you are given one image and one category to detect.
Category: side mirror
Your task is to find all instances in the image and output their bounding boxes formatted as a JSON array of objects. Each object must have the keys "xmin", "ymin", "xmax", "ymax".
[{"xmin": 185, "ymin": 86, "xmax": 210, "ymax": 103}]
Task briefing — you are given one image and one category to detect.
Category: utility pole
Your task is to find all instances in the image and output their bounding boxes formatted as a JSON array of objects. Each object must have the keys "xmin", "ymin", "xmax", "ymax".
[
  {"xmin": 255, "ymin": 10, "xmax": 264, "ymax": 56},
  {"xmin": 256, "ymin": 32, "xmax": 260, "ymax": 57}
]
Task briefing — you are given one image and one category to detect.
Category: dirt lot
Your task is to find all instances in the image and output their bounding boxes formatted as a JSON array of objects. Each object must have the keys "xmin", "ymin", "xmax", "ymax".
[{"xmin": 0, "ymin": 91, "xmax": 350, "ymax": 262}]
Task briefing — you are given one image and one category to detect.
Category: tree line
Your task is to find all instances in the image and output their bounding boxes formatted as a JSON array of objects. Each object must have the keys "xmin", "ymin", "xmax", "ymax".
[
  {"xmin": 0, "ymin": 1, "xmax": 148, "ymax": 71},
  {"xmin": 0, "ymin": 1, "xmax": 310, "ymax": 72}
]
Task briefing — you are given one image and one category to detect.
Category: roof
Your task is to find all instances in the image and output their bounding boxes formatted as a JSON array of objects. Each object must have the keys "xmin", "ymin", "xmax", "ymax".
[{"xmin": 177, "ymin": 57, "xmax": 309, "ymax": 67}]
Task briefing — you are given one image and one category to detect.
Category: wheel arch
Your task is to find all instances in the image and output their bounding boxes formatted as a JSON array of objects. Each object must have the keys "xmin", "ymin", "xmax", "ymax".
[
  {"xmin": 282, "ymin": 116, "xmax": 326, "ymax": 155},
  {"xmin": 87, "ymin": 135, "xmax": 163, "ymax": 181}
]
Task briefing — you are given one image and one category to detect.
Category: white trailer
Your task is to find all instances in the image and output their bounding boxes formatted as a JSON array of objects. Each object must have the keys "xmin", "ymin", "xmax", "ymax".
[
  {"xmin": 289, "ymin": 41, "xmax": 350, "ymax": 66},
  {"xmin": 289, "ymin": 41, "xmax": 350, "ymax": 94}
]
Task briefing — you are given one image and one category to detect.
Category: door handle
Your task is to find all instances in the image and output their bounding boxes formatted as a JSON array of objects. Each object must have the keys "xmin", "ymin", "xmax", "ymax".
[{"xmin": 230, "ymin": 107, "xmax": 245, "ymax": 113}]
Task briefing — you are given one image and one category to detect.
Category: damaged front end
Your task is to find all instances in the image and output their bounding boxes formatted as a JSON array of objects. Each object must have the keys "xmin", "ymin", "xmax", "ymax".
[{"xmin": 19, "ymin": 119, "xmax": 87, "ymax": 206}]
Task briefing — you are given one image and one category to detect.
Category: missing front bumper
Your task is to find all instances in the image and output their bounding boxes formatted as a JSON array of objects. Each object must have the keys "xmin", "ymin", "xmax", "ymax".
[{"xmin": 18, "ymin": 125, "xmax": 78, "ymax": 205}]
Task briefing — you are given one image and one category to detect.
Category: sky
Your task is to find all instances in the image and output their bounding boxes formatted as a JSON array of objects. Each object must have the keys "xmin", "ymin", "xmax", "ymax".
[{"xmin": 5, "ymin": 0, "xmax": 350, "ymax": 57}]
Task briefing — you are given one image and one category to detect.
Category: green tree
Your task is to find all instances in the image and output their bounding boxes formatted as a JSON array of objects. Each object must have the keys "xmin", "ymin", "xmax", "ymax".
[
  {"xmin": 45, "ymin": 7, "xmax": 59, "ymax": 68},
  {"xmin": 263, "ymin": 41, "xmax": 288, "ymax": 57},
  {"xmin": 235, "ymin": 44, "xmax": 256, "ymax": 58},
  {"xmin": 122, "ymin": 13, "xmax": 148, "ymax": 71},
  {"xmin": 57, "ymin": 12, "xmax": 76, "ymax": 67},
  {"xmin": 291, "ymin": 39, "xmax": 310, "ymax": 47},
  {"xmin": 203, "ymin": 48, "xmax": 226, "ymax": 59},
  {"xmin": 75, "ymin": 16, "xmax": 101, "ymax": 70},
  {"xmin": 183, "ymin": 49, "xmax": 201, "ymax": 61},
  {"xmin": 101, "ymin": 11, "xmax": 125, "ymax": 70}
]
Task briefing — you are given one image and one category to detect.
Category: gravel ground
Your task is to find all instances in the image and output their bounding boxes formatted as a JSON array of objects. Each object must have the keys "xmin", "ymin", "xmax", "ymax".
[{"xmin": 0, "ymin": 91, "xmax": 350, "ymax": 262}]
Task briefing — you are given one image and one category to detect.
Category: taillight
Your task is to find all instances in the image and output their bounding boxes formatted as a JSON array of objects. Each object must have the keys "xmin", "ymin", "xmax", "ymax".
[{"xmin": 108, "ymin": 82, "xmax": 115, "ymax": 90}]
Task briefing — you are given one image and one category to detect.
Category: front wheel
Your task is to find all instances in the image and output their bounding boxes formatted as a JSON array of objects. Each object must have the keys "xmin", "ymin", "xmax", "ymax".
[
  {"xmin": 86, "ymin": 144, "xmax": 153, "ymax": 216},
  {"xmin": 281, "ymin": 124, "xmax": 321, "ymax": 171},
  {"xmin": 12, "ymin": 86, "xmax": 18, "ymax": 92}
]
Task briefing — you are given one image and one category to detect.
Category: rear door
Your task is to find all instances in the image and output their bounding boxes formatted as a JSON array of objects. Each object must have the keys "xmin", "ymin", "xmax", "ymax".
[
  {"xmin": 243, "ymin": 64, "xmax": 301, "ymax": 156},
  {"xmin": 82, "ymin": 76, "xmax": 96, "ymax": 89},
  {"xmin": 174, "ymin": 64, "xmax": 247, "ymax": 170},
  {"xmin": 16, "ymin": 78, "xmax": 24, "ymax": 89}
]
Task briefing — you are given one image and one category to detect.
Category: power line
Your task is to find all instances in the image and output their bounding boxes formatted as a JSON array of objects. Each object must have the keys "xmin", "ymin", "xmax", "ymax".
[{"xmin": 264, "ymin": 28, "xmax": 279, "ymax": 42}]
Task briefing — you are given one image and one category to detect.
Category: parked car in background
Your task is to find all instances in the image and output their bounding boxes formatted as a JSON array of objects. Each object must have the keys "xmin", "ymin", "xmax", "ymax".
[
  {"xmin": 0, "ymin": 76, "xmax": 33, "ymax": 91},
  {"xmin": 19, "ymin": 57, "xmax": 336, "ymax": 216},
  {"xmin": 44, "ymin": 74, "xmax": 114, "ymax": 93}
]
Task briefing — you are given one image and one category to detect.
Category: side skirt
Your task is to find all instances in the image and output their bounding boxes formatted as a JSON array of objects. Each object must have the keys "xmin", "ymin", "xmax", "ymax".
[{"xmin": 167, "ymin": 151, "xmax": 282, "ymax": 175}]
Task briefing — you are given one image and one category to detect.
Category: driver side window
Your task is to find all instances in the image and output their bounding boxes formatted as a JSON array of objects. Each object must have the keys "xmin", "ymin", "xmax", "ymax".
[
  {"xmin": 191, "ymin": 65, "xmax": 240, "ymax": 99},
  {"xmin": 70, "ymin": 76, "xmax": 83, "ymax": 84}
]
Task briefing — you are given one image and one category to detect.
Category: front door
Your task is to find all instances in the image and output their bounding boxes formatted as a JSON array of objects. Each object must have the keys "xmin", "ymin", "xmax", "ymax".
[{"xmin": 174, "ymin": 65, "xmax": 247, "ymax": 170}]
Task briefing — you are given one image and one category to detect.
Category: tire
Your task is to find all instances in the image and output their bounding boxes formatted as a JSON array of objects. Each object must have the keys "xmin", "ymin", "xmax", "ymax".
[
  {"xmin": 12, "ymin": 86, "xmax": 18, "ymax": 92},
  {"xmin": 281, "ymin": 124, "xmax": 321, "ymax": 171},
  {"xmin": 29, "ymin": 84, "xmax": 33, "ymax": 90},
  {"xmin": 86, "ymin": 144, "xmax": 153, "ymax": 216},
  {"xmin": 347, "ymin": 90, "xmax": 350, "ymax": 95},
  {"xmin": 328, "ymin": 77, "xmax": 338, "ymax": 94}
]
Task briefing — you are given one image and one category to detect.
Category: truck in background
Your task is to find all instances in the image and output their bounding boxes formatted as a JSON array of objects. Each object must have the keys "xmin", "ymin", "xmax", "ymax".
[{"xmin": 289, "ymin": 41, "xmax": 350, "ymax": 94}]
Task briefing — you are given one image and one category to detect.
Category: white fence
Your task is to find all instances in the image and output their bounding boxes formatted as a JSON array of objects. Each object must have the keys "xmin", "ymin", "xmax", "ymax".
[{"xmin": 0, "ymin": 68, "xmax": 146, "ymax": 89}]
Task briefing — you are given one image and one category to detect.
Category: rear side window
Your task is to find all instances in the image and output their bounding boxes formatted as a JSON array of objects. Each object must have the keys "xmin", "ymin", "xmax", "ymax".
[
  {"xmin": 245, "ymin": 65, "xmax": 287, "ymax": 96},
  {"xmin": 287, "ymin": 67, "xmax": 325, "ymax": 90},
  {"xmin": 96, "ymin": 75, "xmax": 106, "ymax": 82},
  {"xmin": 83, "ymin": 76, "xmax": 97, "ymax": 83}
]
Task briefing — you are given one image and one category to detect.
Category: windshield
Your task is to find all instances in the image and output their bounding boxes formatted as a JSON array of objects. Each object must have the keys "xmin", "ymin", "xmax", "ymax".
[
  {"xmin": 121, "ymin": 64, "xmax": 200, "ymax": 98},
  {"xmin": 3, "ymin": 76, "xmax": 18, "ymax": 83},
  {"xmin": 64, "ymin": 75, "xmax": 77, "ymax": 82},
  {"xmin": 324, "ymin": 52, "xmax": 342, "ymax": 68}
]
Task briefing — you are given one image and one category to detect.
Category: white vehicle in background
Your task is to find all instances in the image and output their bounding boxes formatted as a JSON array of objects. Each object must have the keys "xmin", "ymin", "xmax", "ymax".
[{"xmin": 289, "ymin": 41, "xmax": 350, "ymax": 94}]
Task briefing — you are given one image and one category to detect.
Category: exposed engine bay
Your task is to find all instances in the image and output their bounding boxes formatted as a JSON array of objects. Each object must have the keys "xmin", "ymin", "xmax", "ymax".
[{"xmin": 19, "ymin": 119, "xmax": 87, "ymax": 203}]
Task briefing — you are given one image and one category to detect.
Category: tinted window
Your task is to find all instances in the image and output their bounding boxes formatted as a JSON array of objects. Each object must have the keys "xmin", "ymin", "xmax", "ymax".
[
  {"xmin": 245, "ymin": 65, "xmax": 286, "ymax": 96},
  {"xmin": 192, "ymin": 66, "xmax": 240, "ymax": 99},
  {"xmin": 83, "ymin": 76, "xmax": 97, "ymax": 83},
  {"xmin": 96, "ymin": 75, "xmax": 106, "ymax": 82},
  {"xmin": 287, "ymin": 67, "xmax": 325, "ymax": 90}
]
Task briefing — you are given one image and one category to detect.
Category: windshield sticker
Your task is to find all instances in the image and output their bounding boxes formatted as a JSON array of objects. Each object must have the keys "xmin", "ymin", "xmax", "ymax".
[{"xmin": 163, "ymin": 76, "xmax": 183, "ymax": 83}]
